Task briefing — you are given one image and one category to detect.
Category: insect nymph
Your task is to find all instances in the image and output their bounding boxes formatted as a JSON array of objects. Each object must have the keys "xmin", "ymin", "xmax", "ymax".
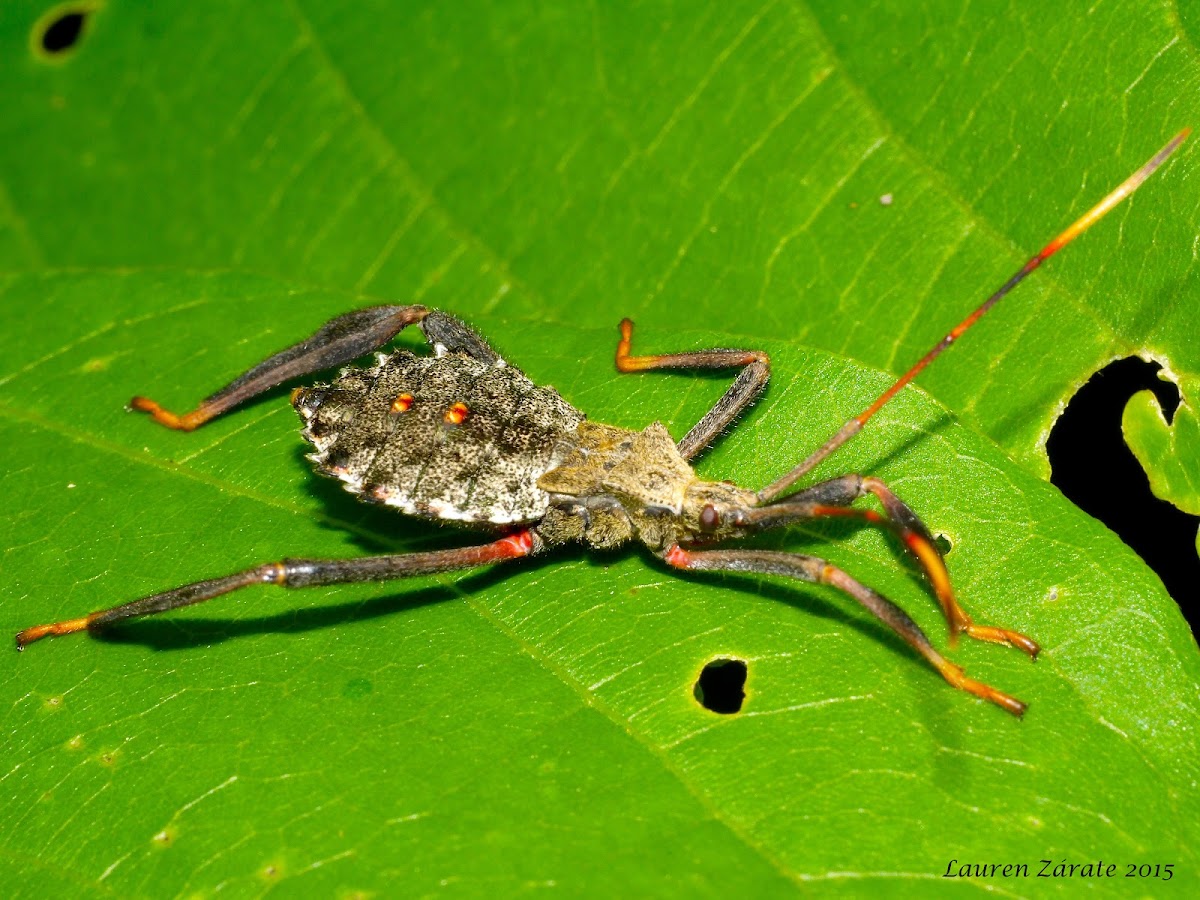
[{"xmin": 16, "ymin": 133, "xmax": 1188, "ymax": 716}]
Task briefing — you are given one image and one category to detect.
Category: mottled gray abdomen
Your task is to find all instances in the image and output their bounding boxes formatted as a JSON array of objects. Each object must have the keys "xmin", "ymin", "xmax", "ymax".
[{"xmin": 294, "ymin": 351, "xmax": 585, "ymax": 525}]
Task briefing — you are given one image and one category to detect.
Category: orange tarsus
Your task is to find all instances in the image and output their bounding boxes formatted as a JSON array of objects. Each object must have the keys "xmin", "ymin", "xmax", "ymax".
[
  {"xmin": 15, "ymin": 615, "xmax": 92, "ymax": 650},
  {"xmin": 129, "ymin": 396, "xmax": 210, "ymax": 432},
  {"xmin": 615, "ymin": 318, "xmax": 653, "ymax": 372},
  {"xmin": 963, "ymin": 623, "xmax": 1041, "ymax": 659},
  {"xmin": 934, "ymin": 658, "xmax": 1028, "ymax": 717}
]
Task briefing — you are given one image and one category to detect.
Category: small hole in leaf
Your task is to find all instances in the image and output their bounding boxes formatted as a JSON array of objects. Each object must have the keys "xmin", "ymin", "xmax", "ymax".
[
  {"xmin": 33, "ymin": 4, "xmax": 97, "ymax": 59},
  {"xmin": 693, "ymin": 658, "xmax": 747, "ymax": 714},
  {"xmin": 42, "ymin": 12, "xmax": 83, "ymax": 51},
  {"xmin": 934, "ymin": 534, "xmax": 952, "ymax": 556},
  {"xmin": 1047, "ymin": 356, "xmax": 1199, "ymax": 634}
]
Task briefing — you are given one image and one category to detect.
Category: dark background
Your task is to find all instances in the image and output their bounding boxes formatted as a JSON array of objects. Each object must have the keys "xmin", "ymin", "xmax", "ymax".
[{"xmin": 1048, "ymin": 357, "xmax": 1198, "ymax": 636}]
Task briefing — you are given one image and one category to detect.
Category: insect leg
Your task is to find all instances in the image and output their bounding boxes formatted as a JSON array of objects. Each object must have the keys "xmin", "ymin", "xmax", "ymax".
[
  {"xmin": 615, "ymin": 318, "xmax": 769, "ymax": 461},
  {"xmin": 420, "ymin": 311, "xmax": 502, "ymax": 364},
  {"xmin": 131, "ymin": 305, "xmax": 431, "ymax": 430},
  {"xmin": 662, "ymin": 544, "xmax": 1027, "ymax": 716},
  {"xmin": 15, "ymin": 531, "xmax": 536, "ymax": 648},
  {"xmin": 747, "ymin": 474, "xmax": 1039, "ymax": 656}
]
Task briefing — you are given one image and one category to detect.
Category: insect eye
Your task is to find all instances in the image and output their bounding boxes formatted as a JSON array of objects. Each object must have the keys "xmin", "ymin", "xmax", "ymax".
[{"xmin": 699, "ymin": 504, "xmax": 720, "ymax": 532}]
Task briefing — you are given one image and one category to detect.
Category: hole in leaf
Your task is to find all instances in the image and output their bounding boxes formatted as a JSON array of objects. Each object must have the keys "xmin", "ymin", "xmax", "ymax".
[
  {"xmin": 934, "ymin": 533, "xmax": 952, "ymax": 556},
  {"xmin": 33, "ymin": 4, "xmax": 96, "ymax": 58},
  {"xmin": 1047, "ymin": 356, "xmax": 1199, "ymax": 634},
  {"xmin": 693, "ymin": 658, "xmax": 747, "ymax": 714}
]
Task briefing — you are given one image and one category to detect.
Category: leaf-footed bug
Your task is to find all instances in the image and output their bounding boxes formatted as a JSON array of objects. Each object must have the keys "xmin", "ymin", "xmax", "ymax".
[{"xmin": 16, "ymin": 132, "xmax": 1188, "ymax": 716}]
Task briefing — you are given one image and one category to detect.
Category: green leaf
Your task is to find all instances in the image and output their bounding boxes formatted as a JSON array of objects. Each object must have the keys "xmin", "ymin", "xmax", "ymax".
[
  {"xmin": 1124, "ymin": 376, "xmax": 1200, "ymax": 516},
  {"xmin": 2, "ymin": 0, "xmax": 1199, "ymax": 894},
  {"xmin": 2, "ymin": 270, "xmax": 1197, "ymax": 895},
  {"xmin": 1123, "ymin": 375, "xmax": 1200, "ymax": 574},
  {"xmin": 1, "ymin": 1, "xmax": 1196, "ymax": 479}
]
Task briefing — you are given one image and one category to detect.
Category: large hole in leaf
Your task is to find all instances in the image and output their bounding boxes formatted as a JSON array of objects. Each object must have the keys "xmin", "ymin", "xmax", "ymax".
[
  {"xmin": 693, "ymin": 658, "xmax": 747, "ymax": 714},
  {"xmin": 1047, "ymin": 356, "xmax": 1199, "ymax": 634},
  {"xmin": 34, "ymin": 4, "xmax": 95, "ymax": 58}
]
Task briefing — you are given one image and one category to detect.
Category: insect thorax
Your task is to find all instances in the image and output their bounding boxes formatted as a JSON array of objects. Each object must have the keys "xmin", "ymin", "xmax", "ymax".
[
  {"xmin": 536, "ymin": 421, "xmax": 752, "ymax": 550},
  {"xmin": 294, "ymin": 350, "xmax": 585, "ymax": 525}
]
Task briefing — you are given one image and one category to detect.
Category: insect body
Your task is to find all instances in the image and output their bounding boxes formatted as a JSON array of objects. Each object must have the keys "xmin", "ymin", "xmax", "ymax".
[
  {"xmin": 299, "ymin": 314, "xmax": 762, "ymax": 557},
  {"xmin": 15, "ymin": 132, "xmax": 1189, "ymax": 717},
  {"xmin": 295, "ymin": 331, "xmax": 585, "ymax": 525}
]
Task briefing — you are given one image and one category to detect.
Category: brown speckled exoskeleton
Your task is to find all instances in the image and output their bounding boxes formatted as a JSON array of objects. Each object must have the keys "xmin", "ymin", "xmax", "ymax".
[{"xmin": 16, "ymin": 132, "xmax": 1189, "ymax": 716}]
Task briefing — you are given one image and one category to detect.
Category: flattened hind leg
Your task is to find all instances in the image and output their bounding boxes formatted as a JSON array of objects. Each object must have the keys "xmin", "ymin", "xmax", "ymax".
[
  {"xmin": 132, "ymin": 305, "xmax": 431, "ymax": 430},
  {"xmin": 420, "ymin": 311, "xmax": 502, "ymax": 365}
]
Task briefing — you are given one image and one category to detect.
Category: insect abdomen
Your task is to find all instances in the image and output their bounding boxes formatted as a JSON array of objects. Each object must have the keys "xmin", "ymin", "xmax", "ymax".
[{"xmin": 295, "ymin": 351, "xmax": 585, "ymax": 524}]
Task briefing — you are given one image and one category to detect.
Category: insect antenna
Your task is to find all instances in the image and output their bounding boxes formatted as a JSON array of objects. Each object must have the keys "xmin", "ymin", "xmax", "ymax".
[{"xmin": 758, "ymin": 128, "xmax": 1190, "ymax": 504}]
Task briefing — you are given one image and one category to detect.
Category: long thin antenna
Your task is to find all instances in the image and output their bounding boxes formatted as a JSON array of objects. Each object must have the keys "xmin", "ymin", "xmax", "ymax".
[{"xmin": 758, "ymin": 128, "xmax": 1190, "ymax": 504}]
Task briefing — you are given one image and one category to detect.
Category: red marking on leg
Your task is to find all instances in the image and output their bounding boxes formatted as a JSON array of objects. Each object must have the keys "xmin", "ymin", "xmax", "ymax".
[
  {"xmin": 499, "ymin": 530, "xmax": 535, "ymax": 557},
  {"xmin": 811, "ymin": 505, "xmax": 884, "ymax": 524},
  {"xmin": 664, "ymin": 544, "xmax": 691, "ymax": 568}
]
